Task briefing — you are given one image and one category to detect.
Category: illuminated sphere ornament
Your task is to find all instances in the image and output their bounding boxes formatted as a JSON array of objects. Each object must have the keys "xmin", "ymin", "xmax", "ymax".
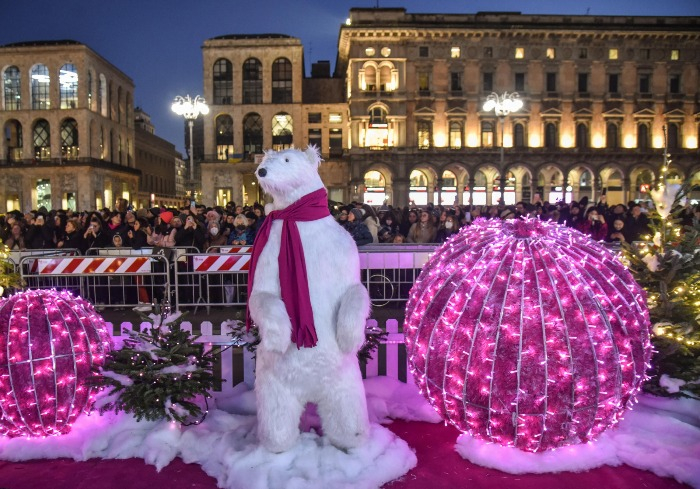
[
  {"xmin": 0, "ymin": 289, "xmax": 111, "ymax": 438},
  {"xmin": 405, "ymin": 218, "xmax": 652, "ymax": 452}
]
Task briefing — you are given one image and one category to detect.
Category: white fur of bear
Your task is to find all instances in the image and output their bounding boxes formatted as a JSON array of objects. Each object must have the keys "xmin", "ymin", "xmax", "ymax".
[{"xmin": 248, "ymin": 146, "xmax": 371, "ymax": 452}]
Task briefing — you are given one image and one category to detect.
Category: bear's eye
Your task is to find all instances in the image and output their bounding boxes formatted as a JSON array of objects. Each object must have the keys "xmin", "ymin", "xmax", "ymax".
[{"xmin": 284, "ymin": 158, "xmax": 289, "ymax": 162}]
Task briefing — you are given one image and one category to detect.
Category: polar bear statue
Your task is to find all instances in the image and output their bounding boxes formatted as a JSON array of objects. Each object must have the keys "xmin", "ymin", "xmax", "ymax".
[{"xmin": 247, "ymin": 146, "xmax": 371, "ymax": 452}]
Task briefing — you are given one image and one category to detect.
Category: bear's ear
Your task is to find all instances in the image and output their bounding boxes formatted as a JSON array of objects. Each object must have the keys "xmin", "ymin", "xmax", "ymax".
[{"xmin": 304, "ymin": 145, "xmax": 322, "ymax": 168}]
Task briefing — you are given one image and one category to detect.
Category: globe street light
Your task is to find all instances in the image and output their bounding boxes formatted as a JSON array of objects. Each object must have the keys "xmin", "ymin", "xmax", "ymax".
[
  {"xmin": 483, "ymin": 91, "xmax": 523, "ymax": 204},
  {"xmin": 171, "ymin": 94, "xmax": 209, "ymax": 202}
]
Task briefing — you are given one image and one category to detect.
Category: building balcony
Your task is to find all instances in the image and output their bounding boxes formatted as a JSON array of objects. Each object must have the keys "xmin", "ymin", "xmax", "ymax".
[{"xmin": 0, "ymin": 157, "xmax": 141, "ymax": 175}]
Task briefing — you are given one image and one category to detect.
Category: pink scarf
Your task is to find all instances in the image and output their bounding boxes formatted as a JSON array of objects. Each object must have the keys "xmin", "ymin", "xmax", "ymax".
[{"xmin": 246, "ymin": 188, "xmax": 330, "ymax": 348}]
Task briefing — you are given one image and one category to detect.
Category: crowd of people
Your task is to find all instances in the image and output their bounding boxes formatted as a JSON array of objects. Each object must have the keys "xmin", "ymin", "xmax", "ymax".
[
  {"xmin": 1, "ymin": 196, "xmax": 699, "ymax": 253},
  {"xmin": 0, "ymin": 202, "xmax": 266, "ymax": 253},
  {"xmin": 335, "ymin": 196, "xmax": 700, "ymax": 246}
]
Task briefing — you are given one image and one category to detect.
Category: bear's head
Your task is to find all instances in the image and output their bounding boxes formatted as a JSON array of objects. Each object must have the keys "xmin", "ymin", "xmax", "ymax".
[{"xmin": 256, "ymin": 146, "xmax": 325, "ymax": 208}]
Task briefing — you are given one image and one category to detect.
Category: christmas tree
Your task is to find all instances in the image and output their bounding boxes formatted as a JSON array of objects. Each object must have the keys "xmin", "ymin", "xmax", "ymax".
[
  {"xmin": 92, "ymin": 303, "xmax": 219, "ymax": 424},
  {"xmin": 624, "ymin": 148, "xmax": 700, "ymax": 399},
  {"xmin": 0, "ymin": 239, "xmax": 21, "ymax": 295}
]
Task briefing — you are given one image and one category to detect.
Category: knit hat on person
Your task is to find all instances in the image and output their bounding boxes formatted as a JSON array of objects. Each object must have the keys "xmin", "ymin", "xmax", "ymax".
[
  {"xmin": 149, "ymin": 207, "xmax": 161, "ymax": 217},
  {"xmin": 349, "ymin": 208, "xmax": 364, "ymax": 220},
  {"xmin": 159, "ymin": 211, "xmax": 174, "ymax": 224}
]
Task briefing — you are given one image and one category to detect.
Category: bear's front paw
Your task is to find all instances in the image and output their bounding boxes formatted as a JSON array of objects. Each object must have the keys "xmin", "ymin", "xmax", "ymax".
[
  {"xmin": 260, "ymin": 325, "xmax": 292, "ymax": 353},
  {"xmin": 250, "ymin": 292, "xmax": 292, "ymax": 353},
  {"xmin": 336, "ymin": 320, "xmax": 366, "ymax": 354}
]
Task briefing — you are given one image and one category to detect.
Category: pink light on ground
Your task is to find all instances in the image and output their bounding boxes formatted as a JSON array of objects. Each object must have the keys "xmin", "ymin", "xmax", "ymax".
[
  {"xmin": 0, "ymin": 289, "xmax": 112, "ymax": 438},
  {"xmin": 404, "ymin": 218, "xmax": 652, "ymax": 451}
]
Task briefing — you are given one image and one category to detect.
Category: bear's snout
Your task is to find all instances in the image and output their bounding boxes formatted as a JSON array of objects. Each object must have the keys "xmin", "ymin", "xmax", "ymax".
[{"xmin": 257, "ymin": 167, "xmax": 267, "ymax": 178}]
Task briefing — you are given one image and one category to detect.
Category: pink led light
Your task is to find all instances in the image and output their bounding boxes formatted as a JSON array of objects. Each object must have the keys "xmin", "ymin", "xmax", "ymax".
[
  {"xmin": 0, "ymin": 289, "xmax": 112, "ymax": 438},
  {"xmin": 405, "ymin": 218, "xmax": 652, "ymax": 452}
]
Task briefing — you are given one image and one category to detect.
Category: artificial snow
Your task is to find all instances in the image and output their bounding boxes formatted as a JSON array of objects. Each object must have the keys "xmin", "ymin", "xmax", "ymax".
[
  {"xmin": 0, "ymin": 369, "xmax": 698, "ymax": 488},
  {"xmin": 455, "ymin": 393, "xmax": 700, "ymax": 488}
]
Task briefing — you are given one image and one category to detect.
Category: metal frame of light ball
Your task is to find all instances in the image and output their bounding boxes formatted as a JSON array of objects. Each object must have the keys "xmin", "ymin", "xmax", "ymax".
[
  {"xmin": 0, "ymin": 289, "xmax": 111, "ymax": 438},
  {"xmin": 404, "ymin": 218, "xmax": 652, "ymax": 452}
]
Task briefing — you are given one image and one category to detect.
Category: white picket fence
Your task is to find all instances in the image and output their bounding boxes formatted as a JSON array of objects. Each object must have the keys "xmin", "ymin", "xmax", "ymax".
[{"xmin": 106, "ymin": 318, "xmax": 409, "ymax": 393}]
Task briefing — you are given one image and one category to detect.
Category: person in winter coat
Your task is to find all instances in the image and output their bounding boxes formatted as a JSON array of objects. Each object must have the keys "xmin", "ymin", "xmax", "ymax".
[
  {"xmin": 341, "ymin": 208, "xmax": 373, "ymax": 246},
  {"xmin": 579, "ymin": 207, "xmax": 608, "ymax": 241},
  {"xmin": 406, "ymin": 210, "xmax": 437, "ymax": 243},
  {"xmin": 83, "ymin": 218, "xmax": 111, "ymax": 250},
  {"xmin": 227, "ymin": 214, "xmax": 254, "ymax": 245},
  {"xmin": 360, "ymin": 203, "xmax": 380, "ymax": 243},
  {"xmin": 57, "ymin": 218, "xmax": 85, "ymax": 252},
  {"xmin": 436, "ymin": 215, "xmax": 460, "ymax": 243},
  {"xmin": 4, "ymin": 223, "xmax": 27, "ymax": 250},
  {"xmin": 126, "ymin": 217, "xmax": 150, "ymax": 249}
]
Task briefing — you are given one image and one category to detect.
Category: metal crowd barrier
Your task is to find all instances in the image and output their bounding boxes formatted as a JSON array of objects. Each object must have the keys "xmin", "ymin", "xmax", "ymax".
[
  {"xmin": 174, "ymin": 252, "xmax": 251, "ymax": 313},
  {"xmin": 7, "ymin": 248, "xmax": 82, "ymax": 273},
  {"xmin": 20, "ymin": 254, "xmax": 171, "ymax": 310}
]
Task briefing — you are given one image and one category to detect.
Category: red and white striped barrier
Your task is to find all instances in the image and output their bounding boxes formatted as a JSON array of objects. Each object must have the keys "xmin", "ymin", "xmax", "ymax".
[
  {"xmin": 36, "ymin": 256, "xmax": 152, "ymax": 275},
  {"xmin": 192, "ymin": 254, "xmax": 251, "ymax": 272},
  {"xmin": 218, "ymin": 246, "xmax": 253, "ymax": 254}
]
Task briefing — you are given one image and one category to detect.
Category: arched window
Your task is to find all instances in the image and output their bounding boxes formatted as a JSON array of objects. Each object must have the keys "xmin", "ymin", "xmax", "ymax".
[
  {"xmin": 99, "ymin": 74, "xmax": 108, "ymax": 117},
  {"xmin": 606, "ymin": 122, "xmax": 620, "ymax": 149},
  {"xmin": 369, "ymin": 106, "xmax": 387, "ymax": 125},
  {"xmin": 3, "ymin": 66, "xmax": 21, "ymax": 110},
  {"xmin": 513, "ymin": 122, "xmax": 525, "ymax": 148},
  {"xmin": 417, "ymin": 120, "xmax": 432, "ymax": 149},
  {"xmin": 363, "ymin": 170, "xmax": 386, "ymax": 205},
  {"xmin": 409, "ymin": 170, "xmax": 429, "ymax": 205},
  {"xmin": 379, "ymin": 64, "xmax": 393, "ymax": 91},
  {"xmin": 481, "ymin": 121, "xmax": 494, "ymax": 147},
  {"xmin": 271, "ymin": 58, "xmax": 292, "ymax": 103},
  {"xmin": 667, "ymin": 122, "xmax": 680, "ymax": 149},
  {"xmin": 216, "ymin": 114, "xmax": 234, "ymax": 160},
  {"xmin": 575, "ymin": 122, "xmax": 588, "ymax": 148},
  {"xmin": 4, "ymin": 120, "xmax": 23, "ymax": 161},
  {"xmin": 87, "ymin": 71, "xmax": 94, "ymax": 110},
  {"xmin": 59, "ymin": 63, "xmax": 78, "ymax": 109},
  {"xmin": 242, "ymin": 58, "xmax": 262, "ymax": 104},
  {"xmin": 272, "ymin": 113, "xmax": 293, "ymax": 150},
  {"xmin": 440, "ymin": 170, "xmax": 458, "ymax": 205},
  {"xmin": 31, "ymin": 64, "xmax": 50, "ymax": 110},
  {"xmin": 60, "ymin": 118, "xmax": 79, "ymax": 160},
  {"xmin": 213, "ymin": 58, "xmax": 233, "ymax": 105},
  {"xmin": 449, "ymin": 121, "xmax": 462, "ymax": 149},
  {"xmin": 117, "ymin": 86, "xmax": 122, "ymax": 122},
  {"xmin": 363, "ymin": 65, "xmax": 377, "ymax": 91},
  {"xmin": 243, "ymin": 113, "xmax": 263, "ymax": 156},
  {"xmin": 638, "ymin": 123, "xmax": 650, "ymax": 149},
  {"xmin": 33, "ymin": 119, "xmax": 51, "ymax": 161},
  {"xmin": 545, "ymin": 122, "xmax": 558, "ymax": 148},
  {"xmin": 580, "ymin": 170, "xmax": 592, "ymax": 188},
  {"xmin": 99, "ymin": 126, "xmax": 105, "ymax": 159}
]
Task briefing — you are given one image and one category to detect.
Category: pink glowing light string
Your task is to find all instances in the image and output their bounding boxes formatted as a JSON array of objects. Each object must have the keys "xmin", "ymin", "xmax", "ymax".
[
  {"xmin": 404, "ymin": 218, "xmax": 651, "ymax": 451},
  {"xmin": 0, "ymin": 289, "xmax": 111, "ymax": 438}
]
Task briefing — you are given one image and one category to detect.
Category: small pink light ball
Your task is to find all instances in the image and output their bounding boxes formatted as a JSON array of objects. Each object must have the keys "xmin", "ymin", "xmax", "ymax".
[
  {"xmin": 0, "ymin": 289, "xmax": 112, "ymax": 438},
  {"xmin": 405, "ymin": 218, "xmax": 652, "ymax": 451}
]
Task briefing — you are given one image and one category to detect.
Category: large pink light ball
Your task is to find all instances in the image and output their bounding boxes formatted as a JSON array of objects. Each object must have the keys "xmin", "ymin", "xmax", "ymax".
[
  {"xmin": 405, "ymin": 218, "xmax": 652, "ymax": 452},
  {"xmin": 0, "ymin": 289, "xmax": 111, "ymax": 438}
]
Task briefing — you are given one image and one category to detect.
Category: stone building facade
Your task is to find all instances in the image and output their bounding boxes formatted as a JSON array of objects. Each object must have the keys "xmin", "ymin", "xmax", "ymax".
[
  {"xmin": 0, "ymin": 40, "xmax": 183, "ymax": 213},
  {"xmin": 198, "ymin": 34, "xmax": 349, "ymax": 207},
  {"xmin": 338, "ymin": 8, "xmax": 700, "ymax": 207},
  {"xmin": 0, "ymin": 40, "xmax": 140, "ymax": 212},
  {"xmin": 197, "ymin": 9, "xmax": 700, "ymax": 208}
]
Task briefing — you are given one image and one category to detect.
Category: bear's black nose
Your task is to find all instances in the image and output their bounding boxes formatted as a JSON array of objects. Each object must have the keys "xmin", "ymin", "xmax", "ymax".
[{"xmin": 257, "ymin": 168, "xmax": 267, "ymax": 178}]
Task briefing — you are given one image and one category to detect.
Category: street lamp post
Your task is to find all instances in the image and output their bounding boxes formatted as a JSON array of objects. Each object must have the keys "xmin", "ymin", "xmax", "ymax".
[
  {"xmin": 483, "ymin": 91, "xmax": 523, "ymax": 204},
  {"xmin": 171, "ymin": 94, "xmax": 209, "ymax": 203}
]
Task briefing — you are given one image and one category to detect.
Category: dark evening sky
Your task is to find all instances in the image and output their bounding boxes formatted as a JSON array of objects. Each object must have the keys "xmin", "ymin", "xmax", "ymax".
[{"xmin": 2, "ymin": 0, "xmax": 698, "ymax": 154}]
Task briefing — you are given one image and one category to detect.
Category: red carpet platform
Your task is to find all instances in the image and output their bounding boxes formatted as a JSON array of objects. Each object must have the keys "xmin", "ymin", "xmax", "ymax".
[{"xmin": 0, "ymin": 420, "xmax": 689, "ymax": 489}]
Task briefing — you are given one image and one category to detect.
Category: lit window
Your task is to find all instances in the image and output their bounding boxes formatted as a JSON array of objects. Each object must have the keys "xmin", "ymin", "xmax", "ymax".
[
  {"xmin": 329, "ymin": 113, "xmax": 342, "ymax": 124},
  {"xmin": 546, "ymin": 48, "xmax": 556, "ymax": 59},
  {"xmin": 451, "ymin": 47, "xmax": 461, "ymax": 58},
  {"xmin": 514, "ymin": 47, "xmax": 524, "ymax": 59},
  {"xmin": 670, "ymin": 49, "xmax": 679, "ymax": 60},
  {"xmin": 609, "ymin": 48, "xmax": 618, "ymax": 60},
  {"xmin": 365, "ymin": 47, "xmax": 376, "ymax": 57}
]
